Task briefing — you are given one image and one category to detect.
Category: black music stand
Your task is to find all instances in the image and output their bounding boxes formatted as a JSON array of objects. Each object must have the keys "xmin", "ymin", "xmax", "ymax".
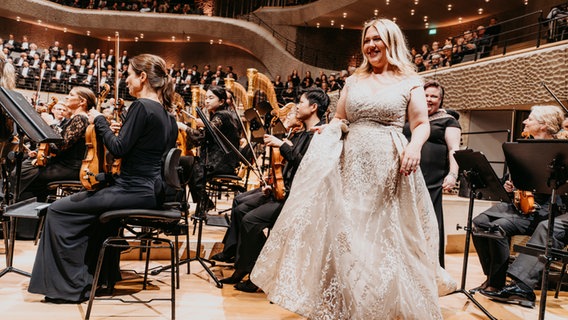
[
  {"xmin": 503, "ymin": 140, "xmax": 568, "ymax": 320},
  {"xmin": 0, "ymin": 87, "xmax": 62, "ymax": 279},
  {"xmin": 452, "ymin": 150, "xmax": 510, "ymax": 320}
]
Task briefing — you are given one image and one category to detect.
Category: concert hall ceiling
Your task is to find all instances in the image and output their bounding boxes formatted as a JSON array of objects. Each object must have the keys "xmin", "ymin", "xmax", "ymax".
[
  {"xmin": 0, "ymin": 0, "xmax": 541, "ymax": 43},
  {"xmin": 308, "ymin": 0, "xmax": 528, "ymax": 30}
]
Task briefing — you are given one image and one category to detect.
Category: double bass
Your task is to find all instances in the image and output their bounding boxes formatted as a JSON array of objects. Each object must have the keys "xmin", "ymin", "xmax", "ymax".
[{"xmin": 80, "ymin": 84, "xmax": 110, "ymax": 190}]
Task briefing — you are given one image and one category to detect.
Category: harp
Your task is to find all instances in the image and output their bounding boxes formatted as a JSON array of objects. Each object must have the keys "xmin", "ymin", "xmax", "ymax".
[{"xmin": 224, "ymin": 77, "xmax": 249, "ymax": 110}]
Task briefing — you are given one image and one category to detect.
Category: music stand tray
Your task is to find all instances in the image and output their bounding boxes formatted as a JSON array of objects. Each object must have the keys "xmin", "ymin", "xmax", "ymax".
[{"xmin": 503, "ymin": 141, "xmax": 568, "ymax": 320}]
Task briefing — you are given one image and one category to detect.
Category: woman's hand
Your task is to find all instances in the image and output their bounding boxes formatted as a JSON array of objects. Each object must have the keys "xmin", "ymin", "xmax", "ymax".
[
  {"xmin": 442, "ymin": 173, "xmax": 457, "ymax": 191},
  {"xmin": 109, "ymin": 120, "xmax": 122, "ymax": 134},
  {"xmin": 400, "ymin": 142, "xmax": 421, "ymax": 176},
  {"xmin": 264, "ymin": 134, "xmax": 284, "ymax": 148},
  {"xmin": 504, "ymin": 180, "xmax": 515, "ymax": 193}
]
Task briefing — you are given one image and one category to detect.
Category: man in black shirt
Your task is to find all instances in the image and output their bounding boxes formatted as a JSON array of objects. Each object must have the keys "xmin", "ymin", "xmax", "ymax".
[{"xmin": 211, "ymin": 87, "xmax": 329, "ymax": 292}]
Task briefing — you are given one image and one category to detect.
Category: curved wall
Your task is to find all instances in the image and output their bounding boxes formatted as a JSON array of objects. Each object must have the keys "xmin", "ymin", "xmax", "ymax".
[{"xmin": 0, "ymin": 0, "xmax": 335, "ymax": 79}]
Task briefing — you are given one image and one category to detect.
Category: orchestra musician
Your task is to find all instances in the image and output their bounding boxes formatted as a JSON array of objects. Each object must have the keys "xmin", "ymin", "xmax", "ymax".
[
  {"xmin": 403, "ymin": 80, "xmax": 461, "ymax": 268},
  {"xmin": 28, "ymin": 53, "xmax": 178, "ymax": 304},
  {"xmin": 471, "ymin": 105, "xmax": 565, "ymax": 300},
  {"xmin": 176, "ymin": 85, "xmax": 241, "ymax": 208},
  {"xmin": 210, "ymin": 87, "xmax": 328, "ymax": 293},
  {"xmin": 15, "ymin": 87, "xmax": 91, "ymax": 202}
]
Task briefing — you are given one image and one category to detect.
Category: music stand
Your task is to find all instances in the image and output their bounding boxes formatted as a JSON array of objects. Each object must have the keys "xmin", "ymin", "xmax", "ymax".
[
  {"xmin": 0, "ymin": 87, "xmax": 62, "ymax": 279},
  {"xmin": 452, "ymin": 150, "xmax": 510, "ymax": 320},
  {"xmin": 503, "ymin": 140, "xmax": 568, "ymax": 320}
]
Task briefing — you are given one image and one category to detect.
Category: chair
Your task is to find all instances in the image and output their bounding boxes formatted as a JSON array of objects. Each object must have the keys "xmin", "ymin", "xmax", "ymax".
[
  {"xmin": 205, "ymin": 173, "xmax": 246, "ymax": 228},
  {"xmin": 85, "ymin": 148, "xmax": 184, "ymax": 320},
  {"xmin": 33, "ymin": 180, "xmax": 84, "ymax": 244}
]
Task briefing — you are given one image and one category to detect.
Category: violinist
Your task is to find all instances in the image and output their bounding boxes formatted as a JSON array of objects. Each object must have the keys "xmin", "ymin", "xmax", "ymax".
[
  {"xmin": 15, "ymin": 87, "xmax": 92, "ymax": 202},
  {"xmin": 28, "ymin": 54, "xmax": 178, "ymax": 304},
  {"xmin": 471, "ymin": 105, "xmax": 565, "ymax": 299},
  {"xmin": 210, "ymin": 87, "xmax": 328, "ymax": 293},
  {"xmin": 177, "ymin": 86, "xmax": 241, "ymax": 208}
]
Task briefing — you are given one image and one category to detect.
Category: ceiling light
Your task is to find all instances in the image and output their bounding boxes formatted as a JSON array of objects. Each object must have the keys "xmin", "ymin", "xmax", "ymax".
[
  {"xmin": 107, "ymin": 36, "xmax": 111, "ymax": 41},
  {"xmin": 374, "ymin": 9, "xmax": 379, "ymax": 16},
  {"xmin": 447, "ymin": 4, "xmax": 452, "ymax": 11},
  {"xmin": 386, "ymin": 0, "xmax": 390, "ymax": 5},
  {"xmin": 393, "ymin": 17, "xmax": 397, "ymax": 23},
  {"xmin": 340, "ymin": 24, "xmax": 344, "ymax": 30},
  {"xmin": 16, "ymin": 16, "xmax": 20, "ymax": 22},
  {"xmin": 458, "ymin": 17, "xmax": 463, "ymax": 23},
  {"xmin": 209, "ymin": 40, "xmax": 214, "ymax": 45},
  {"xmin": 171, "ymin": 36, "xmax": 176, "ymax": 41},
  {"xmin": 86, "ymin": 31, "xmax": 90, "ymax": 36},
  {"xmin": 316, "ymin": 22, "xmax": 320, "ymax": 28},
  {"xmin": 63, "ymin": 27, "xmax": 67, "ymax": 32},
  {"xmin": 140, "ymin": 33, "xmax": 144, "ymax": 39},
  {"xmin": 478, "ymin": 8, "xmax": 483, "ymax": 14},
  {"xmin": 218, "ymin": 39, "xmax": 223, "ymax": 44},
  {"xmin": 186, "ymin": 36, "xmax": 190, "ymax": 41},
  {"xmin": 414, "ymin": 0, "xmax": 419, "ymax": 4},
  {"xmin": 524, "ymin": 0, "xmax": 528, "ymax": 4},
  {"xmin": 115, "ymin": 31, "xmax": 119, "ymax": 37},
  {"xmin": 425, "ymin": 23, "xmax": 429, "ymax": 29},
  {"xmin": 135, "ymin": 37, "xmax": 139, "ymax": 42},
  {"xmin": 424, "ymin": 16, "xmax": 428, "ymax": 22},
  {"xmin": 331, "ymin": 20, "xmax": 335, "ymax": 26},
  {"xmin": 410, "ymin": 9, "xmax": 415, "ymax": 16},
  {"xmin": 342, "ymin": 12, "xmax": 347, "ymax": 18},
  {"xmin": 37, "ymin": 19, "xmax": 42, "ymax": 24}
]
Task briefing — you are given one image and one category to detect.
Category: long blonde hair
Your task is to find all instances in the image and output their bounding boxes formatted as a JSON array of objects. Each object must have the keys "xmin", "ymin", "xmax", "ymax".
[
  {"xmin": 355, "ymin": 18, "xmax": 416, "ymax": 77},
  {"xmin": 0, "ymin": 51, "xmax": 16, "ymax": 90}
]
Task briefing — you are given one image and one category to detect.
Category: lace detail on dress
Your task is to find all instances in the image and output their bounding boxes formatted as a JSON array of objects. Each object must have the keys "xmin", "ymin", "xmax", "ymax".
[{"xmin": 252, "ymin": 76, "xmax": 456, "ymax": 320}]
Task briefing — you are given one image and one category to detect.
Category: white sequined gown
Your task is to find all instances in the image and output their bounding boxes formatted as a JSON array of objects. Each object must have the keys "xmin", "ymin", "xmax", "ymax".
[{"xmin": 251, "ymin": 74, "xmax": 456, "ymax": 320}]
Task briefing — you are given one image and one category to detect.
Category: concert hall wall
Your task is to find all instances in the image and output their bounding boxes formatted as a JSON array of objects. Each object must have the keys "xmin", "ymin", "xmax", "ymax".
[{"xmin": 0, "ymin": 16, "xmax": 270, "ymax": 79}]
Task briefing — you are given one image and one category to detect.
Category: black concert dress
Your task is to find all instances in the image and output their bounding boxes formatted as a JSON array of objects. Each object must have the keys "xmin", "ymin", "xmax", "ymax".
[
  {"xmin": 17, "ymin": 115, "xmax": 88, "ymax": 202},
  {"xmin": 404, "ymin": 112, "xmax": 461, "ymax": 267},
  {"xmin": 28, "ymin": 98, "xmax": 177, "ymax": 302}
]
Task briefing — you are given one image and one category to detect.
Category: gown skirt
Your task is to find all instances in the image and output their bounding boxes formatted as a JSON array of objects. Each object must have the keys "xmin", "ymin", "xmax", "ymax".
[{"xmin": 251, "ymin": 121, "xmax": 456, "ymax": 319}]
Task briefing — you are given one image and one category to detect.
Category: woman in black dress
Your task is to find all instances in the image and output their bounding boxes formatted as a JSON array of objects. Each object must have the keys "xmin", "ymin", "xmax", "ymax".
[
  {"xmin": 177, "ymin": 85, "xmax": 240, "ymax": 207},
  {"xmin": 28, "ymin": 53, "xmax": 178, "ymax": 303},
  {"xmin": 17, "ymin": 87, "xmax": 93, "ymax": 201},
  {"xmin": 403, "ymin": 80, "xmax": 461, "ymax": 268}
]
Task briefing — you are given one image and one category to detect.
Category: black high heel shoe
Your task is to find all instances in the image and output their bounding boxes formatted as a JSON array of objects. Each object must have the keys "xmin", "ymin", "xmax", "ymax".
[{"xmin": 219, "ymin": 269, "xmax": 248, "ymax": 284}]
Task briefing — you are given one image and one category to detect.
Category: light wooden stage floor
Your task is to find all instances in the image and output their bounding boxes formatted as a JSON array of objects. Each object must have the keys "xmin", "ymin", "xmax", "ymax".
[{"xmin": 1, "ymin": 208, "xmax": 568, "ymax": 319}]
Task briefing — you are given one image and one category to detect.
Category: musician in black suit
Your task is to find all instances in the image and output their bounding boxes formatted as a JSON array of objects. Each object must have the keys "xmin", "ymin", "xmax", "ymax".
[
  {"xmin": 471, "ymin": 106, "xmax": 564, "ymax": 298},
  {"xmin": 481, "ymin": 213, "xmax": 568, "ymax": 307},
  {"xmin": 211, "ymin": 88, "xmax": 328, "ymax": 293}
]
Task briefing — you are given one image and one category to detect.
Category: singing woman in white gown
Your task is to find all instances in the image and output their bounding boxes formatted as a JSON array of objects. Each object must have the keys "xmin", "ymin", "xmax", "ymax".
[{"xmin": 251, "ymin": 18, "xmax": 456, "ymax": 319}]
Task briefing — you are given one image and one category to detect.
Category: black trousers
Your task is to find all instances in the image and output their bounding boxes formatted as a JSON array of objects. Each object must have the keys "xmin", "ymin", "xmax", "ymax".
[
  {"xmin": 508, "ymin": 213, "xmax": 568, "ymax": 288},
  {"xmin": 472, "ymin": 202, "xmax": 542, "ymax": 288},
  {"xmin": 28, "ymin": 176, "xmax": 159, "ymax": 301},
  {"xmin": 221, "ymin": 188, "xmax": 284, "ymax": 274}
]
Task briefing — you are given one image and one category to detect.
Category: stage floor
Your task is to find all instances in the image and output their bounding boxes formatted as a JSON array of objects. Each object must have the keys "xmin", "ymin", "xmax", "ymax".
[{"xmin": 1, "ymin": 204, "xmax": 568, "ymax": 319}]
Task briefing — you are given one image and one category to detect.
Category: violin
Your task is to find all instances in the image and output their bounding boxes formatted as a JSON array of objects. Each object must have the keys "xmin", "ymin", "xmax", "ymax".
[
  {"xmin": 512, "ymin": 131, "xmax": 536, "ymax": 214},
  {"xmin": 34, "ymin": 96, "xmax": 59, "ymax": 167},
  {"xmin": 265, "ymin": 115, "xmax": 286, "ymax": 201},
  {"xmin": 109, "ymin": 98, "xmax": 124, "ymax": 175},
  {"xmin": 514, "ymin": 190, "xmax": 536, "ymax": 214},
  {"xmin": 80, "ymin": 84, "xmax": 110, "ymax": 190},
  {"xmin": 269, "ymin": 147, "xmax": 286, "ymax": 201}
]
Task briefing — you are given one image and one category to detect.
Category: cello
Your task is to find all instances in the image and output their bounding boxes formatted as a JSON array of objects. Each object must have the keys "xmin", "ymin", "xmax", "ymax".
[
  {"xmin": 34, "ymin": 96, "xmax": 59, "ymax": 166},
  {"xmin": 80, "ymin": 84, "xmax": 110, "ymax": 190}
]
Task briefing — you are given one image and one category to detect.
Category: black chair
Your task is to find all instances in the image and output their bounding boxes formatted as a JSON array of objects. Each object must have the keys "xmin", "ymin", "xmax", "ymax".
[
  {"xmin": 85, "ymin": 148, "xmax": 184, "ymax": 320},
  {"xmin": 205, "ymin": 173, "xmax": 246, "ymax": 228},
  {"xmin": 33, "ymin": 180, "xmax": 84, "ymax": 244}
]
